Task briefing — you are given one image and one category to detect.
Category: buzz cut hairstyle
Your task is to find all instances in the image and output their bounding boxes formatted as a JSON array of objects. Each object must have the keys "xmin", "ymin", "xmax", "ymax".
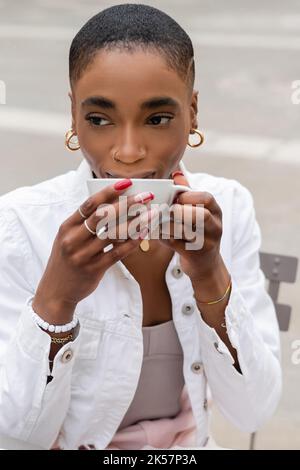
[{"xmin": 69, "ymin": 3, "xmax": 195, "ymax": 94}]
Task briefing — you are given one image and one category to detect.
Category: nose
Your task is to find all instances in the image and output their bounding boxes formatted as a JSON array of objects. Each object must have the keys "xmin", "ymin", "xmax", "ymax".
[{"xmin": 112, "ymin": 127, "xmax": 146, "ymax": 164}]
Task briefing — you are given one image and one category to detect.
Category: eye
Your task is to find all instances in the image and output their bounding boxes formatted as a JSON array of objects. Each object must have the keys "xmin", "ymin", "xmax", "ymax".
[
  {"xmin": 148, "ymin": 115, "xmax": 173, "ymax": 126},
  {"xmin": 86, "ymin": 116, "xmax": 111, "ymax": 127}
]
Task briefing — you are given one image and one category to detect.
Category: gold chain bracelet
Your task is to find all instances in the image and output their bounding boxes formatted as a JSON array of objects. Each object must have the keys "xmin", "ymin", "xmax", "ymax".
[
  {"xmin": 50, "ymin": 334, "xmax": 73, "ymax": 344},
  {"xmin": 193, "ymin": 277, "xmax": 232, "ymax": 305}
]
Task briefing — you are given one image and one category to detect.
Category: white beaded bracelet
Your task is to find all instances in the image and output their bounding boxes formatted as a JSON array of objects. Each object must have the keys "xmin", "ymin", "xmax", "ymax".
[{"xmin": 30, "ymin": 301, "xmax": 78, "ymax": 333}]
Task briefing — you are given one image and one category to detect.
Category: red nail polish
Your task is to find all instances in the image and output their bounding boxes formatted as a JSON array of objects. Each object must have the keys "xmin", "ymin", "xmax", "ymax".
[
  {"xmin": 171, "ymin": 171, "xmax": 184, "ymax": 178},
  {"xmin": 134, "ymin": 191, "xmax": 155, "ymax": 203},
  {"xmin": 114, "ymin": 179, "xmax": 132, "ymax": 191},
  {"xmin": 139, "ymin": 227, "xmax": 149, "ymax": 239}
]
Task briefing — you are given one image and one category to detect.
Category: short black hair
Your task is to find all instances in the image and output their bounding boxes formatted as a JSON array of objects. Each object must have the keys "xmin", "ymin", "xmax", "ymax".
[{"xmin": 69, "ymin": 3, "xmax": 195, "ymax": 94}]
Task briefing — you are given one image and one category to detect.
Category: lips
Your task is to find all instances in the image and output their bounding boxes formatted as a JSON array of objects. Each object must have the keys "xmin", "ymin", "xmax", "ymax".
[{"xmin": 105, "ymin": 171, "xmax": 156, "ymax": 179}]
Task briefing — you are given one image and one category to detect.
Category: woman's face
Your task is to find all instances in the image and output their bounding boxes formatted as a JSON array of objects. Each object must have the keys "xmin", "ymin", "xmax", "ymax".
[{"xmin": 69, "ymin": 48, "xmax": 198, "ymax": 179}]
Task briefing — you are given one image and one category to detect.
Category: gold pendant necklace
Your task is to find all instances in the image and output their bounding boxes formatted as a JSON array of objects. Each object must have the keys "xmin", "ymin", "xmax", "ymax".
[{"xmin": 139, "ymin": 239, "xmax": 150, "ymax": 252}]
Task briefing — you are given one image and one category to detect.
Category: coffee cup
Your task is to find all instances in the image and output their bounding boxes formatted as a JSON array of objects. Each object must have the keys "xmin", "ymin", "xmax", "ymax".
[
  {"xmin": 87, "ymin": 177, "xmax": 192, "ymax": 203},
  {"xmin": 87, "ymin": 178, "xmax": 195, "ymax": 223}
]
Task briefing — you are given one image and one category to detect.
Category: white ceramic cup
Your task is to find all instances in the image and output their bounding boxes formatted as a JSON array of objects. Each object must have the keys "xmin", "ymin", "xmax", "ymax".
[
  {"xmin": 87, "ymin": 177, "xmax": 196, "ymax": 225},
  {"xmin": 86, "ymin": 177, "xmax": 193, "ymax": 207}
]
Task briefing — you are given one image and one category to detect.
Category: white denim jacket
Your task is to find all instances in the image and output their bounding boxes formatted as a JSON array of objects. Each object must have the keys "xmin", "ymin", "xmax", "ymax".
[{"xmin": 0, "ymin": 159, "xmax": 281, "ymax": 449}]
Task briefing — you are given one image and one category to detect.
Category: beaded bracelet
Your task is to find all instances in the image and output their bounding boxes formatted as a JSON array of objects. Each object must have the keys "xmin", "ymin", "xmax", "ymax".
[
  {"xmin": 193, "ymin": 277, "xmax": 232, "ymax": 305},
  {"xmin": 30, "ymin": 302, "xmax": 78, "ymax": 333}
]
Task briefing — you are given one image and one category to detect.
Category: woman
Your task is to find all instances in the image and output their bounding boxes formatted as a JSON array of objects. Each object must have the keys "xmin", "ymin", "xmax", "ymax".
[{"xmin": 0, "ymin": 4, "xmax": 281, "ymax": 450}]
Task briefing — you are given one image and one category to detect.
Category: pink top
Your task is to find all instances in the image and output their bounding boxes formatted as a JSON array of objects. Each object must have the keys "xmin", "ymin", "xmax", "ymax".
[{"xmin": 105, "ymin": 320, "xmax": 197, "ymax": 450}]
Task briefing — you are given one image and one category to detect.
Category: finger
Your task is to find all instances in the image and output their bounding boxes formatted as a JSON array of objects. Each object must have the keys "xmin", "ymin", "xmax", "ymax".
[
  {"xmin": 70, "ymin": 233, "xmax": 122, "ymax": 263},
  {"xmin": 66, "ymin": 178, "xmax": 134, "ymax": 226},
  {"xmin": 171, "ymin": 170, "xmax": 190, "ymax": 188},
  {"xmin": 171, "ymin": 170, "xmax": 192, "ymax": 205},
  {"xmin": 170, "ymin": 203, "xmax": 209, "ymax": 230},
  {"xmin": 80, "ymin": 191, "xmax": 155, "ymax": 241},
  {"xmin": 162, "ymin": 205, "xmax": 212, "ymax": 238},
  {"xmin": 89, "ymin": 232, "xmax": 146, "ymax": 271},
  {"xmin": 158, "ymin": 236, "xmax": 184, "ymax": 254},
  {"xmin": 159, "ymin": 226, "xmax": 203, "ymax": 255},
  {"xmin": 77, "ymin": 206, "xmax": 159, "ymax": 258},
  {"xmin": 176, "ymin": 190, "xmax": 221, "ymax": 215}
]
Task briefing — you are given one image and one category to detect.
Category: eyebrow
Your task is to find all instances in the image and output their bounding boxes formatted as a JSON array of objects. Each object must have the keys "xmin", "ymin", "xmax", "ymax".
[{"xmin": 81, "ymin": 95, "xmax": 180, "ymax": 111}]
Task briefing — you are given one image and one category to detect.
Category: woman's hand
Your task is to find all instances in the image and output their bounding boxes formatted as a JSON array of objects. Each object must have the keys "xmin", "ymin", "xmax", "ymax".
[
  {"xmin": 33, "ymin": 182, "xmax": 155, "ymax": 324},
  {"xmin": 158, "ymin": 172, "xmax": 224, "ymax": 282},
  {"xmin": 160, "ymin": 172, "xmax": 237, "ymax": 365}
]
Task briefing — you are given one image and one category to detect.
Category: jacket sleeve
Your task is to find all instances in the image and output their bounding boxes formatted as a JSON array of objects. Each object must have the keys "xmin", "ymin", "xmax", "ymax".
[
  {"xmin": 0, "ymin": 209, "xmax": 81, "ymax": 449},
  {"xmin": 194, "ymin": 182, "xmax": 282, "ymax": 433}
]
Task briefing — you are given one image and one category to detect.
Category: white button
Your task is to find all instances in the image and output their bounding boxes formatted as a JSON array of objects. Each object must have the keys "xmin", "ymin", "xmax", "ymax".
[
  {"xmin": 61, "ymin": 349, "xmax": 73, "ymax": 363},
  {"xmin": 214, "ymin": 342, "xmax": 223, "ymax": 354},
  {"xmin": 203, "ymin": 398, "xmax": 208, "ymax": 410},
  {"xmin": 191, "ymin": 362, "xmax": 203, "ymax": 374},
  {"xmin": 171, "ymin": 265, "xmax": 183, "ymax": 279},
  {"xmin": 181, "ymin": 302, "xmax": 195, "ymax": 315}
]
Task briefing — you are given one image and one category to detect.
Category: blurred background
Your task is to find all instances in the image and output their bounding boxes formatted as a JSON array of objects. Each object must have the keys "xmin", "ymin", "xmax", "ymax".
[{"xmin": 0, "ymin": 0, "xmax": 299, "ymax": 449}]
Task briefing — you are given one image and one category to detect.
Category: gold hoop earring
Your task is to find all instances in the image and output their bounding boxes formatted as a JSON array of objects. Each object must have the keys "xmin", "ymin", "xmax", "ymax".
[
  {"xmin": 188, "ymin": 129, "xmax": 204, "ymax": 148},
  {"xmin": 65, "ymin": 129, "xmax": 80, "ymax": 151}
]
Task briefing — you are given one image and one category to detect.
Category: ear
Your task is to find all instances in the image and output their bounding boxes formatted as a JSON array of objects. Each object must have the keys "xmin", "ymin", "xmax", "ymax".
[
  {"xmin": 68, "ymin": 91, "xmax": 77, "ymax": 132},
  {"xmin": 189, "ymin": 90, "xmax": 198, "ymax": 131}
]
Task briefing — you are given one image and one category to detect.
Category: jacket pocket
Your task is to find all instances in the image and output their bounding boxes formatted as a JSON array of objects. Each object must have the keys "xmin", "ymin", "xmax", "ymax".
[{"xmin": 76, "ymin": 318, "xmax": 102, "ymax": 361}]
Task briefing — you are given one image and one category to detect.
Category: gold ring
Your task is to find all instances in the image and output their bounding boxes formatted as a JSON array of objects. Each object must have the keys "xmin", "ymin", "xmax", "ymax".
[
  {"xmin": 78, "ymin": 206, "xmax": 87, "ymax": 219},
  {"xmin": 84, "ymin": 219, "xmax": 96, "ymax": 236}
]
